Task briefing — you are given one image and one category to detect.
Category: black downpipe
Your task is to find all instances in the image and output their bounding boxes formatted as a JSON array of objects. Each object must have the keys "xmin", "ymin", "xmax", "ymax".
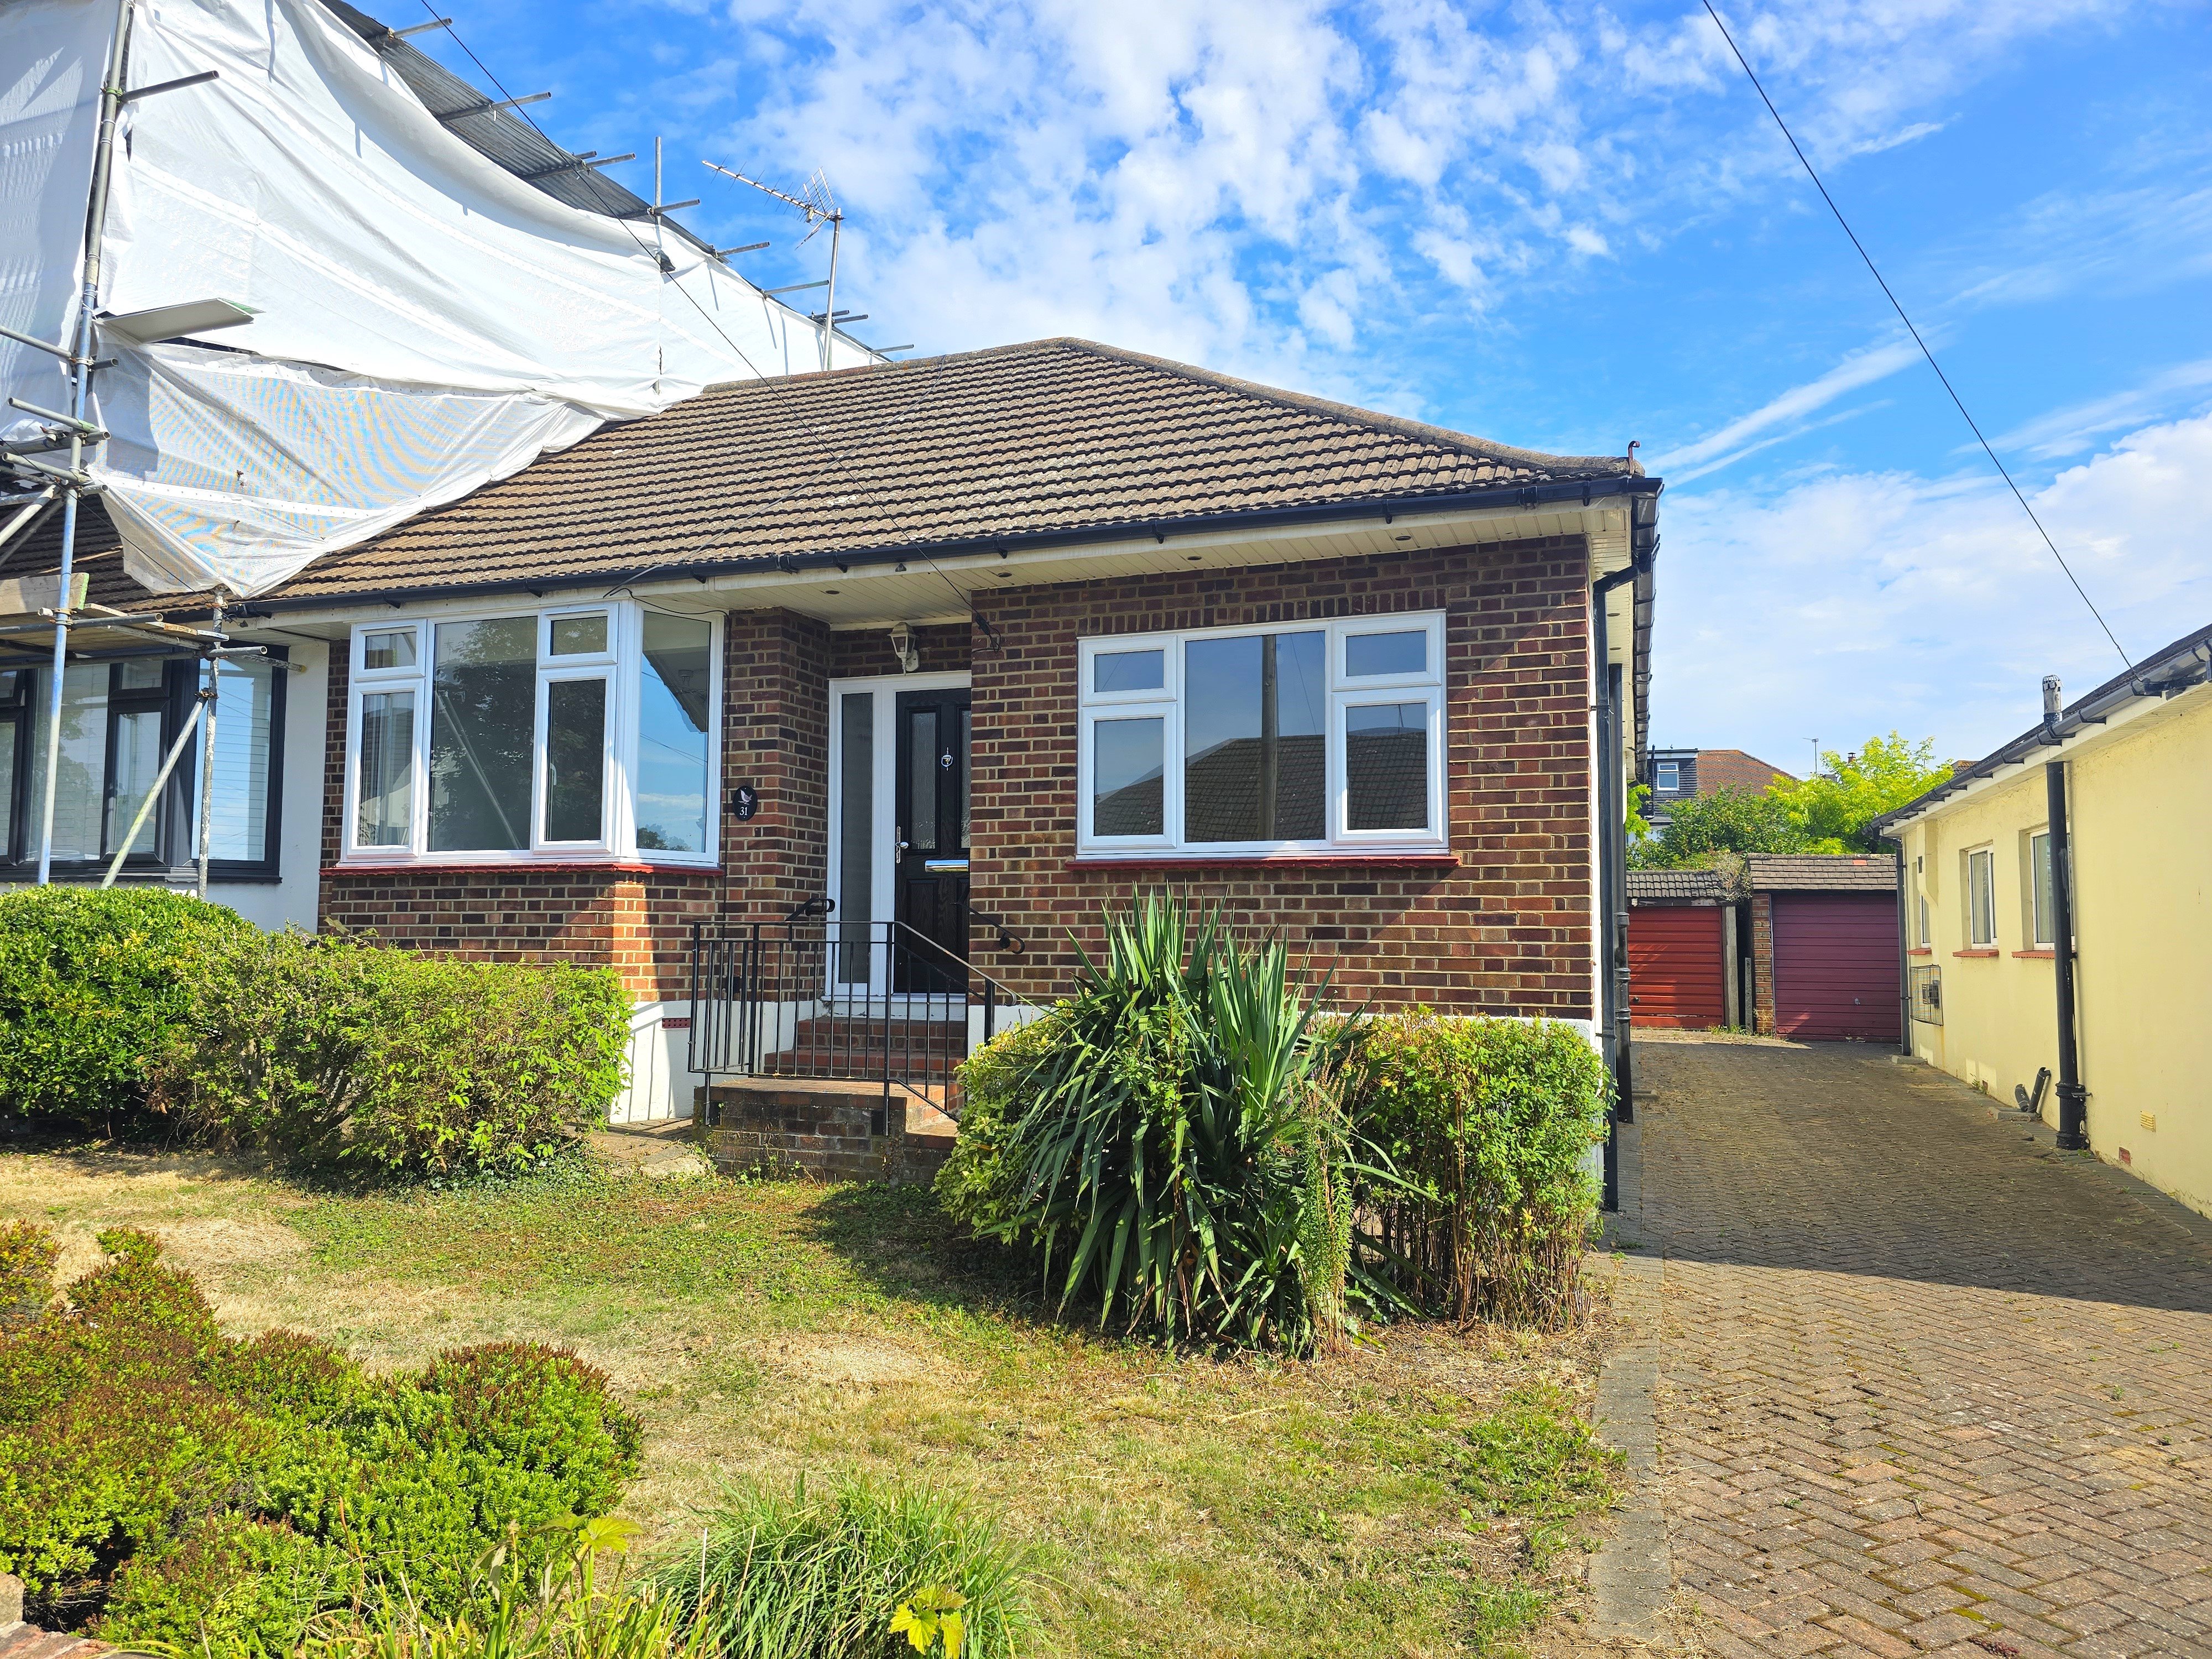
[
  {"xmin": 1592, "ymin": 563, "xmax": 1639, "ymax": 1213},
  {"xmin": 1887, "ymin": 834, "xmax": 1911, "ymax": 1055},
  {"xmin": 2046, "ymin": 757, "xmax": 2088, "ymax": 1150}
]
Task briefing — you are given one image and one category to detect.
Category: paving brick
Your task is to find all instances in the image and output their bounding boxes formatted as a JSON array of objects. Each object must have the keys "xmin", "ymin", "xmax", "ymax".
[{"xmin": 1631, "ymin": 1038, "xmax": 2212, "ymax": 1658}]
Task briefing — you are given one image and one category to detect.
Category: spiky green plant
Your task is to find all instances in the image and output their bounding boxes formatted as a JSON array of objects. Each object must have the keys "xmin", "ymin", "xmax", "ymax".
[{"xmin": 941, "ymin": 895, "xmax": 1357, "ymax": 1353}]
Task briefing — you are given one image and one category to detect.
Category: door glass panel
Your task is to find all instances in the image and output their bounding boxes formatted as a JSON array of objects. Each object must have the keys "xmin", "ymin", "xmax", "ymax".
[
  {"xmin": 1094, "ymin": 717, "xmax": 1164, "ymax": 836},
  {"xmin": 429, "ymin": 617, "xmax": 534, "ymax": 852},
  {"xmin": 1346, "ymin": 702, "xmax": 1429, "ymax": 831},
  {"xmin": 24, "ymin": 665, "xmax": 107, "ymax": 862},
  {"xmin": 637, "ymin": 612, "xmax": 712, "ymax": 852},
  {"xmin": 209, "ymin": 659, "xmax": 274, "ymax": 862},
  {"xmin": 958, "ymin": 707, "xmax": 971, "ymax": 848},
  {"xmin": 1094, "ymin": 648, "xmax": 1164, "ymax": 693},
  {"xmin": 543, "ymin": 678, "xmax": 607, "ymax": 842},
  {"xmin": 838, "ymin": 692, "xmax": 874, "ymax": 983},
  {"xmin": 1344, "ymin": 629, "xmax": 1426, "ymax": 677},
  {"xmin": 107, "ymin": 706, "xmax": 165, "ymax": 857},
  {"xmin": 908, "ymin": 709, "xmax": 937, "ymax": 852},
  {"xmin": 1183, "ymin": 630, "xmax": 1323, "ymax": 842},
  {"xmin": 357, "ymin": 689, "xmax": 415, "ymax": 847}
]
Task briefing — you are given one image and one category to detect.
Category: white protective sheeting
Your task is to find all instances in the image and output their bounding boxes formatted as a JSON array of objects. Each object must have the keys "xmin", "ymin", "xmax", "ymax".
[{"xmin": 0, "ymin": 0, "xmax": 863, "ymax": 597}]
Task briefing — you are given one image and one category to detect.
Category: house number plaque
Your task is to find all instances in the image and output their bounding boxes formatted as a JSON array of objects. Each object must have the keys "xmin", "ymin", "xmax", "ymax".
[{"xmin": 731, "ymin": 785, "xmax": 759, "ymax": 821}]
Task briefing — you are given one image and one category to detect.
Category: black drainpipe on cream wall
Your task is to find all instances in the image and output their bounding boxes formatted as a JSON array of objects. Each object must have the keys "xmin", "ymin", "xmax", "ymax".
[{"xmin": 2042, "ymin": 676, "xmax": 2089, "ymax": 1151}]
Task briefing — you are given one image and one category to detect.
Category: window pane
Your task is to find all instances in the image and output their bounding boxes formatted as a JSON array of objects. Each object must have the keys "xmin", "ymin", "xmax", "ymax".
[
  {"xmin": 429, "ymin": 617, "xmax": 534, "ymax": 852},
  {"xmin": 1184, "ymin": 630, "xmax": 1323, "ymax": 842},
  {"xmin": 24, "ymin": 665, "xmax": 107, "ymax": 862},
  {"xmin": 1345, "ymin": 629, "xmax": 1426, "ymax": 677},
  {"xmin": 1969, "ymin": 851, "xmax": 1994, "ymax": 944},
  {"xmin": 208, "ymin": 659, "xmax": 274, "ymax": 862},
  {"xmin": 909, "ymin": 709, "xmax": 937, "ymax": 852},
  {"xmin": 107, "ymin": 707, "xmax": 165, "ymax": 857},
  {"xmin": 362, "ymin": 629, "xmax": 416, "ymax": 671},
  {"xmin": 544, "ymin": 679, "xmax": 607, "ymax": 842},
  {"xmin": 959, "ymin": 707, "xmax": 972, "ymax": 848},
  {"xmin": 838, "ymin": 692, "xmax": 874, "ymax": 982},
  {"xmin": 551, "ymin": 614, "xmax": 609, "ymax": 656},
  {"xmin": 1094, "ymin": 717, "xmax": 1164, "ymax": 836},
  {"xmin": 116, "ymin": 659, "xmax": 165, "ymax": 692},
  {"xmin": 2031, "ymin": 833, "xmax": 2054, "ymax": 946},
  {"xmin": 357, "ymin": 689, "xmax": 415, "ymax": 847},
  {"xmin": 1347, "ymin": 702, "xmax": 1430, "ymax": 831},
  {"xmin": 1094, "ymin": 648, "xmax": 1164, "ymax": 693},
  {"xmin": 637, "ymin": 612, "xmax": 712, "ymax": 853},
  {"xmin": 1656, "ymin": 761, "xmax": 1679, "ymax": 790}
]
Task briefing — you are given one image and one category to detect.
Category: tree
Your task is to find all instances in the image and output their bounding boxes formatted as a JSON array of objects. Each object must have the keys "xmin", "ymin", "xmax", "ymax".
[
  {"xmin": 1767, "ymin": 733, "xmax": 1953, "ymax": 853},
  {"xmin": 1628, "ymin": 787, "xmax": 1807, "ymax": 869}
]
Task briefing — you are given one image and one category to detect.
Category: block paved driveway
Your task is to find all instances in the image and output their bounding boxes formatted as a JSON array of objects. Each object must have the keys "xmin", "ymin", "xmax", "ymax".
[{"xmin": 1627, "ymin": 1037, "xmax": 2212, "ymax": 1659}]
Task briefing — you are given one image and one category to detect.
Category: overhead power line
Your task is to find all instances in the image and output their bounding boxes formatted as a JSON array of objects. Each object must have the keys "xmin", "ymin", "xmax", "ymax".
[{"xmin": 1700, "ymin": 0, "xmax": 2134, "ymax": 674}]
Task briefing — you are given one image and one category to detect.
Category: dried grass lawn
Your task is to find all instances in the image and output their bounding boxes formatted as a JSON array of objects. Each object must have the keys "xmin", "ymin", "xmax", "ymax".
[{"xmin": 0, "ymin": 1140, "xmax": 1631, "ymax": 1657}]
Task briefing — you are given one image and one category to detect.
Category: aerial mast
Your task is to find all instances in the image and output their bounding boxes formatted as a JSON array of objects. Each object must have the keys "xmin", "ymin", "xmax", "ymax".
[{"xmin": 701, "ymin": 161, "xmax": 844, "ymax": 372}]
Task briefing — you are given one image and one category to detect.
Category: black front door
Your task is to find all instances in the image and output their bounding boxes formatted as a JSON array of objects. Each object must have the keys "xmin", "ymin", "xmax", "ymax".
[{"xmin": 894, "ymin": 688, "xmax": 971, "ymax": 990}]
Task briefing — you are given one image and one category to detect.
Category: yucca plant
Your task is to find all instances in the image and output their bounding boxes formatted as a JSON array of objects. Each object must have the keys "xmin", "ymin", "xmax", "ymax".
[{"xmin": 947, "ymin": 895, "xmax": 1357, "ymax": 1353}]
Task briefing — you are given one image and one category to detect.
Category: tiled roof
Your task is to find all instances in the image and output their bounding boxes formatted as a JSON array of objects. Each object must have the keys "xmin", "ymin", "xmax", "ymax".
[
  {"xmin": 1746, "ymin": 853, "xmax": 1897, "ymax": 893},
  {"xmin": 248, "ymin": 336, "xmax": 1639, "ymax": 604},
  {"xmin": 1694, "ymin": 749, "xmax": 1793, "ymax": 792},
  {"xmin": 1627, "ymin": 868, "xmax": 1728, "ymax": 901}
]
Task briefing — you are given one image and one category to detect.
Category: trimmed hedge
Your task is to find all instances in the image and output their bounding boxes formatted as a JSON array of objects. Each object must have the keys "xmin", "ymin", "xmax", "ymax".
[
  {"xmin": 0, "ymin": 887, "xmax": 254, "ymax": 1125},
  {"xmin": 1346, "ymin": 1009, "xmax": 1608, "ymax": 1328},
  {"xmin": 156, "ymin": 926, "xmax": 630, "ymax": 1176},
  {"xmin": 0, "ymin": 1225, "xmax": 641, "ymax": 1651}
]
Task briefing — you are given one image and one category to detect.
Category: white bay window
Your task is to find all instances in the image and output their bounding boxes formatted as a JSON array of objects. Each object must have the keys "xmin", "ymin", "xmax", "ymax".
[
  {"xmin": 344, "ymin": 602, "xmax": 717, "ymax": 864},
  {"xmin": 1077, "ymin": 613, "xmax": 1447, "ymax": 856}
]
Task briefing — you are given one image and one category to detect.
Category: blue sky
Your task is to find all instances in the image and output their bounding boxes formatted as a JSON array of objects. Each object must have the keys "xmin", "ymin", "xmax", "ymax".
[{"xmin": 403, "ymin": 0, "xmax": 2212, "ymax": 771}]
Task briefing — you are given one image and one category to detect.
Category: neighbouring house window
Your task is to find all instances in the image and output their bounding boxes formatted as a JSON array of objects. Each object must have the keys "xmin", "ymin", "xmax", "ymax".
[
  {"xmin": 2029, "ymin": 831, "xmax": 2055, "ymax": 947},
  {"xmin": 1967, "ymin": 848, "xmax": 1996, "ymax": 946},
  {"xmin": 0, "ymin": 655, "xmax": 284, "ymax": 876},
  {"xmin": 1655, "ymin": 759, "xmax": 1680, "ymax": 792},
  {"xmin": 1077, "ymin": 614, "xmax": 1447, "ymax": 854},
  {"xmin": 345, "ymin": 604, "xmax": 718, "ymax": 865}
]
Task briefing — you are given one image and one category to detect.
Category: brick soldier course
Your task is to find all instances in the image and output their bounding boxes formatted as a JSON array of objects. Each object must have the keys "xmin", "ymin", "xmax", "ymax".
[{"xmin": 1624, "ymin": 1037, "xmax": 2212, "ymax": 1658}]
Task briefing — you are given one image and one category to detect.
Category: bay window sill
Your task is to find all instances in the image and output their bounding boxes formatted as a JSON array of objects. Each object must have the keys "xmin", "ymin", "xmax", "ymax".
[
  {"xmin": 326, "ymin": 857, "xmax": 718, "ymax": 877},
  {"xmin": 1067, "ymin": 851, "xmax": 1460, "ymax": 872}
]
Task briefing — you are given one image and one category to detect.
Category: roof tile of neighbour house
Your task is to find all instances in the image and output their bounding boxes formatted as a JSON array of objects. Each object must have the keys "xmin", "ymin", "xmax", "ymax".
[
  {"xmin": 1695, "ymin": 749, "xmax": 1794, "ymax": 793},
  {"xmin": 1746, "ymin": 853, "xmax": 1898, "ymax": 893},
  {"xmin": 222, "ymin": 336, "xmax": 1636, "ymax": 604},
  {"xmin": 1627, "ymin": 868, "xmax": 1730, "ymax": 901}
]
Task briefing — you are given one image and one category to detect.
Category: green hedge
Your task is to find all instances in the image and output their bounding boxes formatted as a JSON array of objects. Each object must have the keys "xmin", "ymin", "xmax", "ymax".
[
  {"xmin": 0, "ymin": 888, "xmax": 254, "ymax": 1125},
  {"xmin": 0, "ymin": 1225, "xmax": 641, "ymax": 1651},
  {"xmin": 155, "ymin": 927, "xmax": 630, "ymax": 1177},
  {"xmin": 1347, "ymin": 1009, "xmax": 1608, "ymax": 1328}
]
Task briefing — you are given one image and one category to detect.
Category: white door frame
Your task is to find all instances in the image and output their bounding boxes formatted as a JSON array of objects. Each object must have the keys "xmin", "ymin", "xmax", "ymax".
[{"xmin": 825, "ymin": 670, "xmax": 971, "ymax": 999}]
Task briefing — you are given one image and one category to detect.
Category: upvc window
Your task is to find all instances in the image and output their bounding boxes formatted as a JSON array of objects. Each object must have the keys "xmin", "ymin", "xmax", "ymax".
[
  {"xmin": 0, "ymin": 655, "xmax": 284, "ymax": 876},
  {"xmin": 1654, "ymin": 759, "xmax": 1680, "ymax": 792},
  {"xmin": 2028, "ymin": 831, "xmax": 2055, "ymax": 946},
  {"xmin": 1077, "ymin": 614, "xmax": 1447, "ymax": 855},
  {"xmin": 344, "ymin": 603, "xmax": 717, "ymax": 864},
  {"xmin": 1966, "ymin": 847, "xmax": 1996, "ymax": 946}
]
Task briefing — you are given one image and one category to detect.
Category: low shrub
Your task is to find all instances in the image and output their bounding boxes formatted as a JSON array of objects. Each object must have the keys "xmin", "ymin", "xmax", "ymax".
[
  {"xmin": 1347, "ymin": 1009, "xmax": 1608, "ymax": 1327},
  {"xmin": 647, "ymin": 1474, "xmax": 1041, "ymax": 1659},
  {"xmin": 0, "ymin": 1225, "xmax": 641, "ymax": 1648},
  {"xmin": 0, "ymin": 886, "xmax": 253, "ymax": 1126},
  {"xmin": 156, "ymin": 927, "xmax": 630, "ymax": 1177},
  {"xmin": 937, "ymin": 896, "xmax": 1357, "ymax": 1354}
]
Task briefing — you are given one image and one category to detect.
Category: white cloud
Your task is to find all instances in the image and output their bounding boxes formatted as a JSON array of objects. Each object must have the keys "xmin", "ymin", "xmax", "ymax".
[
  {"xmin": 1649, "ymin": 410, "xmax": 2212, "ymax": 764},
  {"xmin": 1985, "ymin": 357, "xmax": 2212, "ymax": 460},
  {"xmin": 1651, "ymin": 338, "xmax": 1923, "ymax": 473}
]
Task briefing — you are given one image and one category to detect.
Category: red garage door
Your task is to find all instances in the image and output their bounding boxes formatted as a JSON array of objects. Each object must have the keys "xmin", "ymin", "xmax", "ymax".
[
  {"xmin": 1627, "ymin": 905, "xmax": 1725, "ymax": 1029},
  {"xmin": 1772, "ymin": 893, "xmax": 1900, "ymax": 1041}
]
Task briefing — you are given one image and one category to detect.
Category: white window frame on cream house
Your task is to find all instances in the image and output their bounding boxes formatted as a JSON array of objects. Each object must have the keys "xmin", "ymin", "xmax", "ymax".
[
  {"xmin": 1964, "ymin": 846, "xmax": 1997, "ymax": 947},
  {"xmin": 1075, "ymin": 612, "xmax": 1449, "ymax": 858},
  {"xmin": 340, "ymin": 601, "xmax": 721, "ymax": 867}
]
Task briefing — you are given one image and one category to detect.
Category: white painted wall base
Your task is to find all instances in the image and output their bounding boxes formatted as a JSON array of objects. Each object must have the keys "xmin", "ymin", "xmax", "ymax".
[{"xmin": 611, "ymin": 1002, "xmax": 708, "ymax": 1125}]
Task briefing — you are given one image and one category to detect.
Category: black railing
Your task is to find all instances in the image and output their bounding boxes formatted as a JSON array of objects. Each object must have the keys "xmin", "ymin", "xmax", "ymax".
[{"xmin": 687, "ymin": 917, "xmax": 1022, "ymax": 1129}]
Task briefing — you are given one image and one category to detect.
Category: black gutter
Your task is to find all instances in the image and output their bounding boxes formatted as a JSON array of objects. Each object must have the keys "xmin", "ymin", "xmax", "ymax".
[{"xmin": 200, "ymin": 473, "xmax": 1661, "ymax": 622}]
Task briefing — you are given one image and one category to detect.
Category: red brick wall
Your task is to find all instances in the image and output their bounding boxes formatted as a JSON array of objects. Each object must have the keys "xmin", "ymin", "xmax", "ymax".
[
  {"xmin": 1750, "ymin": 891, "xmax": 1777, "ymax": 1034},
  {"xmin": 967, "ymin": 536, "xmax": 1598, "ymax": 1018},
  {"xmin": 721, "ymin": 609, "xmax": 831, "ymax": 921},
  {"xmin": 828, "ymin": 622, "xmax": 971, "ymax": 681}
]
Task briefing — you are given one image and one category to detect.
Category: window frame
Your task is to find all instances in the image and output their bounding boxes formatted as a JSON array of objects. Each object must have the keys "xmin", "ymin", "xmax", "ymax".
[
  {"xmin": 1654, "ymin": 759, "xmax": 1681, "ymax": 792},
  {"xmin": 1076, "ymin": 613, "xmax": 1448, "ymax": 857},
  {"xmin": 2027, "ymin": 829, "xmax": 2055, "ymax": 947},
  {"xmin": 1965, "ymin": 846, "xmax": 1997, "ymax": 947},
  {"xmin": 341, "ymin": 601, "xmax": 719, "ymax": 868}
]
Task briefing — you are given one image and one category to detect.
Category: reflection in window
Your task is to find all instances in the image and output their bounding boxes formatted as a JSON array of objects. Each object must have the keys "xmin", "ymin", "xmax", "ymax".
[
  {"xmin": 357, "ymin": 690, "xmax": 415, "ymax": 847},
  {"xmin": 429, "ymin": 617, "xmax": 534, "ymax": 852},
  {"xmin": 1094, "ymin": 648, "xmax": 1164, "ymax": 693},
  {"xmin": 1347, "ymin": 703, "xmax": 1428, "ymax": 831},
  {"xmin": 1968, "ymin": 848, "xmax": 1996, "ymax": 946},
  {"xmin": 636, "ymin": 612, "xmax": 712, "ymax": 853},
  {"xmin": 24, "ymin": 665, "xmax": 108, "ymax": 862},
  {"xmin": 959, "ymin": 707, "xmax": 972, "ymax": 847},
  {"xmin": 107, "ymin": 706, "xmax": 164, "ymax": 856},
  {"xmin": 1094, "ymin": 717, "xmax": 1164, "ymax": 836},
  {"xmin": 544, "ymin": 679, "xmax": 608, "ymax": 842},
  {"xmin": 209, "ymin": 659, "xmax": 275, "ymax": 862},
  {"xmin": 1345, "ymin": 630, "xmax": 1426, "ymax": 677},
  {"xmin": 2031, "ymin": 832, "xmax": 2054, "ymax": 946},
  {"xmin": 1184, "ymin": 631, "xmax": 1323, "ymax": 842},
  {"xmin": 551, "ymin": 614, "xmax": 609, "ymax": 656},
  {"xmin": 362, "ymin": 629, "xmax": 416, "ymax": 671},
  {"xmin": 838, "ymin": 692, "xmax": 873, "ymax": 981}
]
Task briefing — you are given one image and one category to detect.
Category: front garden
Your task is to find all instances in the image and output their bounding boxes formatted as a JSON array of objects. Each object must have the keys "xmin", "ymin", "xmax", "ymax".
[{"xmin": 0, "ymin": 889, "xmax": 1627, "ymax": 1657}]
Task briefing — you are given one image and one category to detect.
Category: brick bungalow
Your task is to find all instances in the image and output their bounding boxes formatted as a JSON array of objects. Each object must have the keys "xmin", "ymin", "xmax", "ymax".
[{"xmin": 7, "ymin": 338, "xmax": 1661, "ymax": 1127}]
